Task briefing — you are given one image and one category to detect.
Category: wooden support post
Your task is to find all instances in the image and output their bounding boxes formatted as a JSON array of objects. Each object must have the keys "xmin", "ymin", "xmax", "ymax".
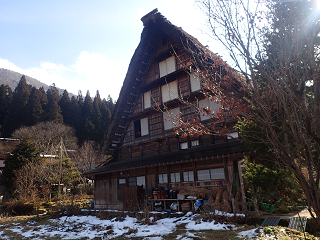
[
  {"xmin": 223, "ymin": 157, "xmax": 229, "ymax": 184},
  {"xmin": 192, "ymin": 161, "xmax": 197, "ymax": 186},
  {"xmin": 166, "ymin": 137, "xmax": 170, "ymax": 152},
  {"xmin": 238, "ymin": 160, "xmax": 247, "ymax": 213}
]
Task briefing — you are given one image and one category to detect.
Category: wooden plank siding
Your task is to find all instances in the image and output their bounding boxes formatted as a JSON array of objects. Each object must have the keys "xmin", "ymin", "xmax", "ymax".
[
  {"xmin": 151, "ymin": 86, "xmax": 161, "ymax": 107},
  {"xmin": 145, "ymin": 62, "xmax": 159, "ymax": 85},
  {"xmin": 133, "ymin": 94, "xmax": 143, "ymax": 115},
  {"xmin": 149, "ymin": 112, "xmax": 163, "ymax": 137},
  {"xmin": 93, "ymin": 155, "xmax": 243, "ymax": 210},
  {"xmin": 176, "ymin": 49, "xmax": 192, "ymax": 70},
  {"xmin": 142, "ymin": 141, "xmax": 159, "ymax": 156}
]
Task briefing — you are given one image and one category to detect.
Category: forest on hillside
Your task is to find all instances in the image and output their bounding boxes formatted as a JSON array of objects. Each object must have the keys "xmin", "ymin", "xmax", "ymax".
[{"xmin": 0, "ymin": 75, "xmax": 115, "ymax": 145}]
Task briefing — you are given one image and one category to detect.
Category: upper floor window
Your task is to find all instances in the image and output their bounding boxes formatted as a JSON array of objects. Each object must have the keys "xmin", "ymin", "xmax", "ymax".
[
  {"xmin": 144, "ymin": 91, "xmax": 151, "ymax": 109},
  {"xmin": 161, "ymin": 80, "xmax": 178, "ymax": 102},
  {"xmin": 199, "ymin": 98, "xmax": 221, "ymax": 121},
  {"xmin": 190, "ymin": 73, "xmax": 201, "ymax": 92},
  {"xmin": 134, "ymin": 117, "xmax": 149, "ymax": 138},
  {"xmin": 159, "ymin": 56, "xmax": 176, "ymax": 78},
  {"xmin": 163, "ymin": 107, "xmax": 180, "ymax": 130}
]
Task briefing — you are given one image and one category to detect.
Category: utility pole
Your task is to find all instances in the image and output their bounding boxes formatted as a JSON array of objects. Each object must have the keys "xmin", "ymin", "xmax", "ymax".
[{"xmin": 58, "ymin": 138, "xmax": 62, "ymax": 199}]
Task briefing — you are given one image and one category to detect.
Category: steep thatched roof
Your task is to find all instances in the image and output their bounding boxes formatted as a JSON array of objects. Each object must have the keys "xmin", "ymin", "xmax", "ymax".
[{"xmin": 100, "ymin": 9, "xmax": 223, "ymax": 155}]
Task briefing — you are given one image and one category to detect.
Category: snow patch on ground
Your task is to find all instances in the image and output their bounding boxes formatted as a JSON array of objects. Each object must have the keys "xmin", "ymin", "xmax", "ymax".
[
  {"xmin": 237, "ymin": 228, "xmax": 263, "ymax": 240},
  {"xmin": 2, "ymin": 212, "xmax": 244, "ymax": 239}
]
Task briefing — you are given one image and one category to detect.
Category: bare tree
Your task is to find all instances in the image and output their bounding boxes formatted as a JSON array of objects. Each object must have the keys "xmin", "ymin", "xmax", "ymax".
[
  {"xmin": 12, "ymin": 121, "xmax": 78, "ymax": 154},
  {"xmin": 73, "ymin": 140, "xmax": 105, "ymax": 174},
  {"xmin": 14, "ymin": 161, "xmax": 48, "ymax": 202},
  {"xmin": 182, "ymin": 0, "xmax": 320, "ymax": 224}
]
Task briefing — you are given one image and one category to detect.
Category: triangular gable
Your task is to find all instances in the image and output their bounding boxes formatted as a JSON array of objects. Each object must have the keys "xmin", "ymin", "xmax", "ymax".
[{"xmin": 100, "ymin": 9, "xmax": 219, "ymax": 155}]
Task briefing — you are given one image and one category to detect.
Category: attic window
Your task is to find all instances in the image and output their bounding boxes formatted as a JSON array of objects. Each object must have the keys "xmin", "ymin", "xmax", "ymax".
[{"xmin": 159, "ymin": 56, "xmax": 176, "ymax": 78}]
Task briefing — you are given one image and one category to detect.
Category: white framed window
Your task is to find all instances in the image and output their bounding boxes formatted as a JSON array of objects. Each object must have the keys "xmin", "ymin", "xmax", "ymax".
[
  {"xmin": 191, "ymin": 139, "xmax": 199, "ymax": 147},
  {"xmin": 137, "ymin": 176, "xmax": 146, "ymax": 188},
  {"xmin": 144, "ymin": 91, "xmax": 151, "ymax": 109},
  {"xmin": 197, "ymin": 169, "xmax": 211, "ymax": 181},
  {"xmin": 128, "ymin": 177, "xmax": 136, "ymax": 186},
  {"xmin": 227, "ymin": 132, "xmax": 239, "ymax": 140},
  {"xmin": 159, "ymin": 56, "xmax": 176, "ymax": 78},
  {"xmin": 170, "ymin": 172, "xmax": 180, "ymax": 183},
  {"xmin": 197, "ymin": 168, "xmax": 225, "ymax": 181},
  {"xmin": 159, "ymin": 173, "xmax": 168, "ymax": 184},
  {"xmin": 128, "ymin": 176, "xmax": 146, "ymax": 188},
  {"xmin": 141, "ymin": 117, "xmax": 149, "ymax": 136},
  {"xmin": 199, "ymin": 98, "xmax": 221, "ymax": 121},
  {"xmin": 190, "ymin": 73, "xmax": 201, "ymax": 92},
  {"xmin": 180, "ymin": 142, "xmax": 188, "ymax": 149},
  {"xmin": 163, "ymin": 107, "xmax": 180, "ymax": 130},
  {"xmin": 161, "ymin": 80, "xmax": 178, "ymax": 102},
  {"xmin": 210, "ymin": 168, "xmax": 225, "ymax": 180},
  {"xmin": 119, "ymin": 179, "xmax": 126, "ymax": 185},
  {"xmin": 183, "ymin": 171, "xmax": 194, "ymax": 182}
]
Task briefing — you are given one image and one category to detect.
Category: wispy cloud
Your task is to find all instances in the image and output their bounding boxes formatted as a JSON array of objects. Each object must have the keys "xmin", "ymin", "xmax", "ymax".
[{"xmin": 0, "ymin": 51, "xmax": 127, "ymax": 100}]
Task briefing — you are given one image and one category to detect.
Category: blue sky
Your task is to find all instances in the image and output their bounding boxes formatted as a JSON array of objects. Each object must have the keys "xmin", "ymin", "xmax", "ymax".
[{"xmin": 0, "ymin": 0, "xmax": 224, "ymax": 100}]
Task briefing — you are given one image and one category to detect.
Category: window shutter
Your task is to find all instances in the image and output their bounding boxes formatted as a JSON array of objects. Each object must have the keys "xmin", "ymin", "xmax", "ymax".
[
  {"xmin": 161, "ymin": 80, "xmax": 178, "ymax": 102},
  {"xmin": 199, "ymin": 98, "xmax": 221, "ymax": 121},
  {"xmin": 159, "ymin": 59, "xmax": 167, "ymax": 78},
  {"xmin": 163, "ymin": 107, "xmax": 180, "ymax": 130},
  {"xmin": 166, "ymin": 56, "xmax": 176, "ymax": 75},
  {"xmin": 159, "ymin": 56, "xmax": 176, "ymax": 78},
  {"xmin": 144, "ymin": 91, "xmax": 151, "ymax": 109},
  {"xmin": 190, "ymin": 73, "xmax": 201, "ymax": 92},
  {"xmin": 140, "ymin": 117, "xmax": 149, "ymax": 136}
]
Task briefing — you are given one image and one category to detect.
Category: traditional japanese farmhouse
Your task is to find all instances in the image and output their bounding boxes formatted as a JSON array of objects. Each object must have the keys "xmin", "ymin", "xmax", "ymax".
[{"xmin": 84, "ymin": 9, "xmax": 247, "ymax": 211}]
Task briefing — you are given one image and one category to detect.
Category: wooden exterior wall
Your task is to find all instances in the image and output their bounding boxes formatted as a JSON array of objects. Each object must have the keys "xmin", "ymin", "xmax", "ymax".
[{"xmin": 93, "ymin": 156, "xmax": 242, "ymax": 210}]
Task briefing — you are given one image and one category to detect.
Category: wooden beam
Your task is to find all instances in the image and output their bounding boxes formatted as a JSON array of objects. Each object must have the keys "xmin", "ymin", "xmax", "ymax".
[{"xmin": 223, "ymin": 156, "xmax": 229, "ymax": 184}]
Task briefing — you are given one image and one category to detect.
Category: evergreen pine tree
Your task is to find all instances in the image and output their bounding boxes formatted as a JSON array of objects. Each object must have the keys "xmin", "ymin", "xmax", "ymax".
[
  {"xmin": 38, "ymin": 87, "xmax": 48, "ymax": 121},
  {"xmin": 70, "ymin": 96, "xmax": 83, "ymax": 143},
  {"xmin": 100, "ymin": 98, "xmax": 112, "ymax": 142},
  {"xmin": 58, "ymin": 90, "xmax": 72, "ymax": 125},
  {"xmin": 45, "ymin": 85, "xmax": 63, "ymax": 122},
  {"xmin": 82, "ymin": 91, "xmax": 95, "ymax": 140},
  {"xmin": 0, "ymin": 84, "xmax": 13, "ymax": 137},
  {"xmin": 1, "ymin": 137, "xmax": 41, "ymax": 193},
  {"xmin": 26, "ymin": 87, "xmax": 44, "ymax": 126},
  {"xmin": 5, "ymin": 76, "xmax": 31, "ymax": 135},
  {"xmin": 93, "ymin": 91, "xmax": 103, "ymax": 142}
]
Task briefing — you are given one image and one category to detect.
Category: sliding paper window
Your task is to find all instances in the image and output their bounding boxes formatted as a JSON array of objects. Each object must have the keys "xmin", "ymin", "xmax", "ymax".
[{"xmin": 159, "ymin": 56, "xmax": 176, "ymax": 78}]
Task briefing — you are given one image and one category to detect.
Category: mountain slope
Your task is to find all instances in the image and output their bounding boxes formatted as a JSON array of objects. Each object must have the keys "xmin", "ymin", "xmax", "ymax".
[{"xmin": 0, "ymin": 68, "xmax": 67, "ymax": 95}]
